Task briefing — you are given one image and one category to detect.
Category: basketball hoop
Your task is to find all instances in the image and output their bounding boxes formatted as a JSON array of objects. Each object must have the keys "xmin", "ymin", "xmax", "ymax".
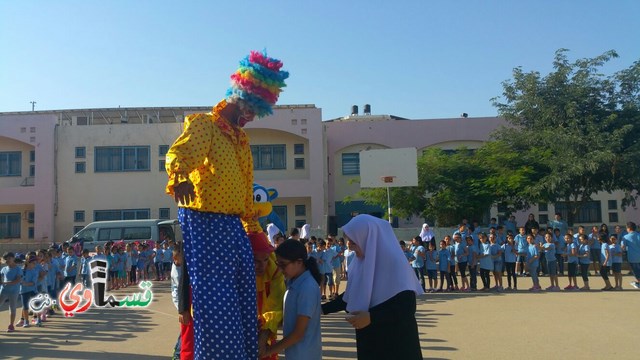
[{"xmin": 381, "ymin": 176, "xmax": 395, "ymax": 184}]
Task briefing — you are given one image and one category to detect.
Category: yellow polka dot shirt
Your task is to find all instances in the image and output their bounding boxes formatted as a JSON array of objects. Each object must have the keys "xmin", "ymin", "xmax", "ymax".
[{"xmin": 165, "ymin": 100, "xmax": 261, "ymax": 233}]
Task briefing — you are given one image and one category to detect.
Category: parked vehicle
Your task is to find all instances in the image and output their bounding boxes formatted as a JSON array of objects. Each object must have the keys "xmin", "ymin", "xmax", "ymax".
[{"xmin": 66, "ymin": 219, "xmax": 180, "ymax": 252}]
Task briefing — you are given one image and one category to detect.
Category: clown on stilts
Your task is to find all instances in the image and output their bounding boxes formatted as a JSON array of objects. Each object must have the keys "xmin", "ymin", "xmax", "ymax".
[{"xmin": 165, "ymin": 50, "xmax": 289, "ymax": 360}]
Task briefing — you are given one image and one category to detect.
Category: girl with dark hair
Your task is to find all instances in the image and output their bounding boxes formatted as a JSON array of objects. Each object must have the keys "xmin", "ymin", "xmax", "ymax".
[{"xmin": 260, "ymin": 240, "xmax": 322, "ymax": 359}]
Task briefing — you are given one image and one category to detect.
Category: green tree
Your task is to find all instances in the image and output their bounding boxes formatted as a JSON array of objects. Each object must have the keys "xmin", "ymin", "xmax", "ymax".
[
  {"xmin": 491, "ymin": 49, "xmax": 640, "ymax": 225},
  {"xmin": 357, "ymin": 147, "xmax": 494, "ymax": 226}
]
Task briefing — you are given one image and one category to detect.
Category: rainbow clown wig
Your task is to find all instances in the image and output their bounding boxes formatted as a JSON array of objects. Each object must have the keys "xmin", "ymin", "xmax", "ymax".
[{"xmin": 225, "ymin": 50, "xmax": 289, "ymax": 118}]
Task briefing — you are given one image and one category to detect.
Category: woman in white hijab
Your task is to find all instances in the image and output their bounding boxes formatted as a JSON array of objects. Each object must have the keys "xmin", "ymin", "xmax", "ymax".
[
  {"xmin": 266, "ymin": 223, "xmax": 280, "ymax": 246},
  {"xmin": 300, "ymin": 224, "xmax": 310, "ymax": 240},
  {"xmin": 419, "ymin": 223, "xmax": 435, "ymax": 244},
  {"xmin": 322, "ymin": 214, "xmax": 423, "ymax": 360}
]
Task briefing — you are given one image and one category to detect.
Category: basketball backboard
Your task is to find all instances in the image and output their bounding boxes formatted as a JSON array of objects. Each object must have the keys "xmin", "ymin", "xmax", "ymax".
[{"xmin": 359, "ymin": 147, "xmax": 418, "ymax": 188}]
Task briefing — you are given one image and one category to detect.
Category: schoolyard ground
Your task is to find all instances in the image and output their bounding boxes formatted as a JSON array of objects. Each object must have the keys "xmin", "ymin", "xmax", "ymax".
[{"xmin": 0, "ymin": 275, "xmax": 638, "ymax": 359}]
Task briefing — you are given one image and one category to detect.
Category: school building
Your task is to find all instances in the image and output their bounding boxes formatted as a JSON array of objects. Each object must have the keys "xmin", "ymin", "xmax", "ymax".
[{"xmin": 1, "ymin": 104, "xmax": 638, "ymax": 246}]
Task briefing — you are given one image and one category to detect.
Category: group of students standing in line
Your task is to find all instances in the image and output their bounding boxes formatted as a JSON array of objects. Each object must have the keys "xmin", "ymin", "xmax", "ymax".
[
  {"xmin": 405, "ymin": 219, "xmax": 640, "ymax": 293},
  {"xmin": 0, "ymin": 237, "xmax": 177, "ymax": 334}
]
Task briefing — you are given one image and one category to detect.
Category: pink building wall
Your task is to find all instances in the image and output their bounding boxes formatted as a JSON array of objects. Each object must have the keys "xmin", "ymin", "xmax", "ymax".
[
  {"xmin": 0, "ymin": 114, "xmax": 58, "ymax": 244},
  {"xmin": 324, "ymin": 116, "xmax": 506, "ymax": 216}
]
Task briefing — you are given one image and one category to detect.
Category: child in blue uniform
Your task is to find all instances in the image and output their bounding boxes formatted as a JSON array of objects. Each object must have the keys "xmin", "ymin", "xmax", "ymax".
[
  {"xmin": 410, "ymin": 237, "xmax": 426, "ymax": 292},
  {"xmin": 437, "ymin": 240, "xmax": 451, "ymax": 292},
  {"xmin": 262, "ymin": 240, "xmax": 322, "ymax": 359},
  {"xmin": 1, "ymin": 252, "xmax": 22, "ymax": 332},
  {"xmin": 466, "ymin": 236, "xmax": 479, "ymax": 291},
  {"xmin": 502, "ymin": 234, "xmax": 517, "ymax": 290},
  {"xmin": 542, "ymin": 233, "xmax": 559, "ymax": 291},
  {"xmin": 478, "ymin": 234, "xmax": 493, "ymax": 291},
  {"xmin": 19, "ymin": 256, "xmax": 39, "ymax": 328},
  {"xmin": 445, "ymin": 236, "xmax": 459, "ymax": 290},
  {"xmin": 63, "ymin": 246, "xmax": 78, "ymax": 286},
  {"xmin": 526, "ymin": 235, "xmax": 541, "ymax": 291},
  {"xmin": 489, "ymin": 234, "xmax": 503, "ymax": 291},
  {"xmin": 454, "ymin": 235, "xmax": 469, "ymax": 291},
  {"xmin": 609, "ymin": 235, "xmax": 623, "ymax": 290},
  {"xmin": 425, "ymin": 242, "xmax": 438, "ymax": 292},
  {"xmin": 577, "ymin": 234, "xmax": 591, "ymax": 291},
  {"xmin": 80, "ymin": 249, "xmax": 91, "ymax": 287},
  {"xmin": 564, "ymin": 235, "xmax": 579, "ymax": 291},
  {"xmin": 598, "ymin": 234, "xmax": 614, "ymax": 291}
]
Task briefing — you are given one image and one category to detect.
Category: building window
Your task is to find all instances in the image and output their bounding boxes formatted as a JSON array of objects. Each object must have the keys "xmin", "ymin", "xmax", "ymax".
[
  {"xmin": 30, "ymin": 150, "xmax": 35, "ymax": 162},
  {"xmin": 0, "ymin": 213, "xmax": 21, "ymax": 238},
  {"xmin": 159, "ymin": 145, "xmax": 169, "ymax": 156},
  {"xmin": 555, "ymin": 201, "xmax": 602, "ymax": 223},
  {"xmin": 75, "ymin": 147, "xmax": 86, "ymax": 159},
  {"xmin": 538, "ymin": 214, "xmax": 549, "ymax": 225},
  {"xmin": 294, "ymin": 144, "xmax": 304, "ymax": 155},
  {"xmin": 159, "ymin": 208, "xmax": 170, "ymax": 219},
  {"xmin": 77, "ymin": 116, "xmax": 88, "ymax": 125},
  {"xmin": 294, "ymin": 158, "xmax": 305, "ymax": 169},
  {"xmin": 251, "ymin": 145, "xmax": 286, "ymax": 170},
  {"xmin": 301, "ymin": 119, "xmax": 307, "ymax": 125},
  {"xmin": 30, "ymin": 127, "xmax": 36, "ymax": 133},
  {"xmin": 608, "ymin": 200, "xmax": 618, "ymax": 210},
  {"xmin": 95, "ymin": 146, "xmax": 150, "ymax": 172},
  {"xmin": 272, "ymin": 206, "xmax": 288, "ymax": 232},
  {"xmin": 74, "ymin": 211, "xmax": 85, "ymax": 222},
  {"xmin": 291, "ymin": 119, "xmax": 297, "ymax": 125},
  {"xmin": 20, "ymin": 127, "xmax": 26, "ymax": 133},
  {"xmin": 295, "ymin": 220, "xmax": 306, "ymax": 228},
  {"xmin": 342, "ymin": 153, "xmax": 360, "ymax": 175},
  {"xmin": 538, "ymin": 203, "xmax": 548, "ymax": 212},
  {"xmin": 0, "ymin": 152, "xmax": 21, "ymax": 176},
  {"xmin": 295, "ymin": 205, "xmax": 306, "ymax": 217},
  {"xmin": 159, "ymin": 160, "xmax": 166, "ymax": 172},
  {"xmin": 29, "ymin": 165, "xmax": 35, "ymax": 177},
  {"xmin": 94, "ymin": 209, "xmax": 150, "ymax": 221},
  {"xmin": 609, "ymin": 213, "xmax": 619, "ymax": 223},
  {"xmin": 27, "ymin": 212, "xmax": 34, "ymax": 224},
  {"xmin": 28, "ymin": 227, "xmax": 34, "ymax": 239},
  {"xmin": 75, "ymin": 162, "xmax": 86, "ymax": 173}
]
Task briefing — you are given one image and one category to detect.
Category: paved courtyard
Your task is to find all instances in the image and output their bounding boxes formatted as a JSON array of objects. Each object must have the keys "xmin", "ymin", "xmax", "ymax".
[{"xmin": 0, "ymin": 275, "xmax": 638, "ymax": 359}]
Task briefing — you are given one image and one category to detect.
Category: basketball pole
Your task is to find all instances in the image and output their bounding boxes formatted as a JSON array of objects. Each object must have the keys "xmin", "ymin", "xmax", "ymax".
[{"xmin": 386, "ymin": 185, "xmax": 392, "ymax": 224}]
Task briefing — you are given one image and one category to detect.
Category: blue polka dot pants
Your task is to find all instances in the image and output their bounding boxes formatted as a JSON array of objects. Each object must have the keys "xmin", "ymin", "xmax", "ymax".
[{"xmin": 179, "ymin": 208, "xmax": 258, "ymax": 360}]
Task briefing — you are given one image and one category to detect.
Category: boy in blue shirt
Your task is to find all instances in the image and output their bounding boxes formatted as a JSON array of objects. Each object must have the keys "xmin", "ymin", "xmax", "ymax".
[
  {"xmin": 437, "ymin": 240, "xmax": 451, "ymax": 292},
  {"xmin": 609, "ymin": 235, "xmax": 623, "ymax": 290},
  {"xmin": 526, "ymin": 235, "xmax": 541, "ymax": 291},
  {"xmin": 623, "ymin": 222, "xmax": 640, "ymax": 289},
  {"xmin": 63, "ymin": 247, "xmax": 78, "ymax": 285},
  {"xmin": 514, "ymin": 227, "xmax": 528, "ymax": 276},
  {"xmin": 425, "ymin": 241, "xmax": 438, "ymax": 292},
  {"xmin": 564, "ymin": 234, "xmax": 579, "ymax": 291},
  {"xmin": 163, "ymin": 242, "xmax": 173, "ymax": 282},
  {"xmin": 0, "ymin": 252, "xmax": 22, "ymax": 332},
  {"xmin": 19, "ymin": 256, "xmax": 39, "ymax": 328},
  {"xmin": 542, "ymin": 233, "xmax": 559, "ymax": 291},
  {"xmin": 410, "ymin": 237, "xmax": 426, "ymax": 292},
  {"xmin": 80, "ymin": 249, "xmax": 91, "ymax": 287},
  {"xmin": 400, "ymin": 241, "xmax": 415, "ymax": 263}
]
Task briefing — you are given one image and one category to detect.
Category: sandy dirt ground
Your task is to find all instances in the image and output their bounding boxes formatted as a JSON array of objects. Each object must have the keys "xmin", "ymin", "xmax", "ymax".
[{"xmin": 1, "ymin": 274, "xmax": 638, "ymax": 359}]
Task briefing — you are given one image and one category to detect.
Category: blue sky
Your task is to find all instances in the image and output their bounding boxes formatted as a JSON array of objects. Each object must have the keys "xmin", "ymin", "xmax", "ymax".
[{"xmin": 1, "ymin": 1, "xmax": 638, "ymax": 120}]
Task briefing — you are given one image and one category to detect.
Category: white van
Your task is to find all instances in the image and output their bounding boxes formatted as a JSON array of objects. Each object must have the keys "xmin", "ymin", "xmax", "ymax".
[{"xmin": 68, "ymin": 219, "xmax": 180, "ymax": 251}]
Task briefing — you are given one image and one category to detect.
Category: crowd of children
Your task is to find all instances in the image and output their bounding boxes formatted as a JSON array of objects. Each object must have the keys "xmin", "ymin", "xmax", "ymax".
[
  {"xmin": 404, "ymin": 218, "xmax": 640, "ymax": 293},
  {"xmin": 0, "ymin": 239, "xmax": 175, "ymax": 333}
]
